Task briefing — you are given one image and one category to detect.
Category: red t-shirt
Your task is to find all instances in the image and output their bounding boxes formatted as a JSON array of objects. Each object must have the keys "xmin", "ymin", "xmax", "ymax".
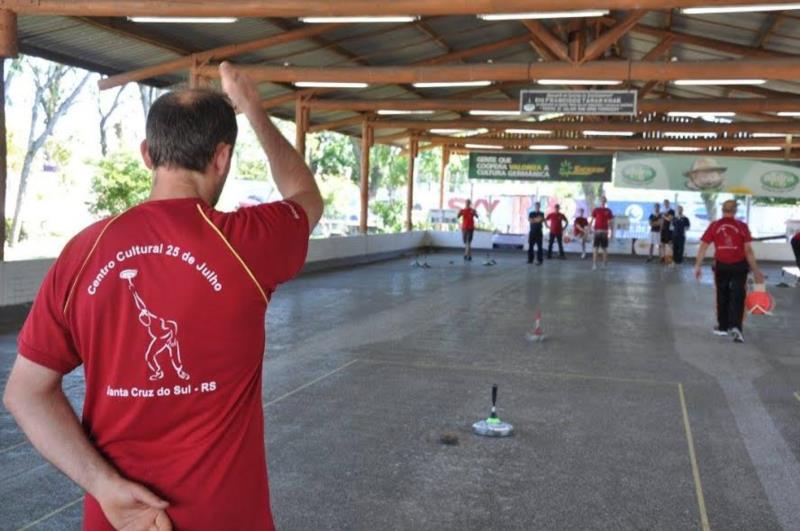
[
  {"xmin": 793, "ymin": 232, "xmax": 800, "ymax": 242},
  {"xmin": 546, "ymin": 213, "xmax": 567, "ymax": 235},
  {"xmin": 459, "ymin": 208, "xmax": 476, "ymax": 230},
  {"xmin": 701, "ymin": 217, "xmax": 752, "ymax": 264},
  {"xmin": 574, "ymin": 217, "xmax": 589, "ymax": 236},
  {"xmin": 591, "ymin": 207, "xmax": 614, "ymax": 231},
  {"xmin": 18, "ymin": 198, "xmax": 309, "ymax": 531}
]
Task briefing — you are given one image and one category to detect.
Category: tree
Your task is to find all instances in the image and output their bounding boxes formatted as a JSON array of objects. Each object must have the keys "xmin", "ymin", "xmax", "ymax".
[
  {"xmin": 9, "ymin": 57, "xmax": 91, "ymax": 245},
  {"xmin": 97, "ymin": 85, "xmax": 126, "ymax": 156},
  {"xmin": 701, "ymin": 192, "xmax": 719, "ymax": 221},
  {"xmin": 3, "ymin": 57, "xmax": 22, "ymax": 103},
  {"xmin": 89, "ymin": 151, "xmax": 152, "ymax": 217},
  {"xmin": 137, "ymin": 84, "xmax": 160, "ymax": 121}
]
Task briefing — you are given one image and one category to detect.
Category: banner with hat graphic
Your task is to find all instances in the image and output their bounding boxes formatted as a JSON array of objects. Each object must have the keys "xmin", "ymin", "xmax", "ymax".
[{"xmin": 614, "ymin": 152, "xmax": 800, "ymax": 198}]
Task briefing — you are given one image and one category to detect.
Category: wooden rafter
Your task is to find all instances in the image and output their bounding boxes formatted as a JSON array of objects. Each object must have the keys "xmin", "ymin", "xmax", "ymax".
[
  {"xmin": 522, "ymin": 21, "xmax": 571, "ymax": 63},
  {"xmin": 581, "ymin": 10, "xmax": 647, "ymax": 63}
]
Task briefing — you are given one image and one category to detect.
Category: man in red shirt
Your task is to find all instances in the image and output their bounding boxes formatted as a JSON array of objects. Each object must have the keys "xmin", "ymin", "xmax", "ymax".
[
  {"xmin": 3, "ymin": 62, "xmax": 323, "ymax": 530},
  {"xmin": 589, "ymin": 196, "xmax": 614, "ymax": 271},
  {"xmin": 545, "ymin": 204, "xmax": 569, "ymax": 260},
  {"xmin": 573, "ymin": 207, "xmax": 590, "ymax": 259},
  {"xmin": 457, "ymin": 199, "xmax": 478, "ymax": 261},
  {"xmin": 694, "ymin": 200, "xmax": 764, "ymax": 344}
]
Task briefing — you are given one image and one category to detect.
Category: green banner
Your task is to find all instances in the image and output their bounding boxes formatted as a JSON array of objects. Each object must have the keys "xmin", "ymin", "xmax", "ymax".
[
  {"xmin": 468, "ymin": 152, "xmax": 612, "ymax": 182},
  {"xmin": 615, "ymin": 152, "xmax": 800, "ymax": 198}
]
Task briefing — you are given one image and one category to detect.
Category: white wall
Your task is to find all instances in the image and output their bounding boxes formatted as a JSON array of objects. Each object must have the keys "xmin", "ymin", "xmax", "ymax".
[{"xmin": 1, "ymin": 231, "xmax": 794, "ymax": 307}]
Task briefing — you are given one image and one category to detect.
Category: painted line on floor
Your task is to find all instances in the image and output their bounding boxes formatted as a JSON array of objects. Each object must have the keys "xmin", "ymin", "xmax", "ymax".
[
  {"xmin": 16, "ymin": 495, "xmax": 83, "ymax": 530},
  {"xmin": 359, "ymin": 358, "xmax": 678, "ymax": 387},
  {"xmin": 0, "ymin": 440, "xmax": 28, "ymax": 454},
  {"xmin": 679, "ymin": 383, "xmax": 711, "ymax": 531},
  {"xmin": 264, "ymin": 359, "xmax": 360, "ymax": 407}
]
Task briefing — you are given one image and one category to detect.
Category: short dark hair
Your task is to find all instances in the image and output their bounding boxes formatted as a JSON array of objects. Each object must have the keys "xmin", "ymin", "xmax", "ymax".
[{"xmin": 146, "ymin": 89, "xmax": 238, "ymax": 172}]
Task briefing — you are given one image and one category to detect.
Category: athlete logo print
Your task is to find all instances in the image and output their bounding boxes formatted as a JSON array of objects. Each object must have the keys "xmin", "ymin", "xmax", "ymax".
[{"xmin": 119, "ymin": 269, "xmax": 190, "ymax": 382}]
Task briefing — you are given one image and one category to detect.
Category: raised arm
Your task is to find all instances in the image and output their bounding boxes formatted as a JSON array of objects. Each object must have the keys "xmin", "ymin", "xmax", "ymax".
[
  {"xmin": 219, "ymin": 62, "xmax": 323, "ymax": 232},
  {"xmin": 3, "ymin": 357, "xmax": 171, "ymax": 529}
]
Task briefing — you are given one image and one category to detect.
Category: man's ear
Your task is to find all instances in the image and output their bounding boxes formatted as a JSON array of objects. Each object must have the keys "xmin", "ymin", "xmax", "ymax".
[
  {"xmin": 213, "ymin": 143, "xmax": 234, "ymax": 177},
  {"xmin": 140, "ymin": 140, "xmax": 154, "ymax": 170}
]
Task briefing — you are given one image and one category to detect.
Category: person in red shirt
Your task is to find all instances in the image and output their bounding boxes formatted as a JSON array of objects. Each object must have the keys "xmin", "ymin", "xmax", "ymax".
[
  {"xmin": 694, "ymin": 200, "xmax": 764, "ymax": 344},
  {"xmin": 573, "ymin": 207, "xmax": 590, "ymax": 259},
  {"xmin": 457, "ymin": 199, "xmax": 478, "ymax": 261},
  {"xmin": 545, "ymin": 204, "xmax": 569, "ymax": 260},
  {"xmin": 589, "ymin": 196, "xmax": 614, "ymax": 270},
  {"xmin": 3, "ymin": 62, "xmax": 323, "ymax": 530}
]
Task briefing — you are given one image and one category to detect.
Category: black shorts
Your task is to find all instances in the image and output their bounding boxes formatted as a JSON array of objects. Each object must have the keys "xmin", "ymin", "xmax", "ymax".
[
  {"xmin": 462, "ymin": 229, "xmax": 474, "ymax": 244},
  {"xmin": 661, "ymin": 232, "xmax": 673, "ymax": 244},
  {"xmin": 593, "ymin": 231, "xmax": 609, "ymax": 249}
]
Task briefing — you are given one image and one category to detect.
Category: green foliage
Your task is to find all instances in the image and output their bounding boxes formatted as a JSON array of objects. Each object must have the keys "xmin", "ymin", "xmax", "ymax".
[
  {"xmin": 308, "ymin": 131, "xmax": 358, "ymax": 179},
  {"xmin": 371, "ymin": 199, "xmax": 405, "ymax": 233},
  {"xmin": 89, "ymin": 151, "xmax": 151, "ymax": 217},
  {"xmin": 5, "ymin": 218, "xmax": 26, "ymax": 244},
  {"xmin": 237, "ymin": 158, "xmax": 270, "ymax": 181}
]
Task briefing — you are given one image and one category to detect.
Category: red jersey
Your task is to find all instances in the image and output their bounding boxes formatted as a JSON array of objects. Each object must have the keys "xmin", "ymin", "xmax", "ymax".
[
  {"xmin": 793, "ymin": 232, "xmax": 800, "ymax": 242},
  {"xmin": 546, "ymin": 212, "xmax": 567, "ymax": 235},
  {"xmin": 574, "ymin": 216, "xmax": 589, "ymax": 236},
  {"xmin": 591, "ymin": 207, "xmax": 614, "ymax": 231},
  {"xmin": 18, "ymin": 198, "xmax": 309, "ymax": 530},
  {"xmin": 459, "ymin": 208, "xmax": 476, "ymax": 230},
  {"xmin": 701, "ymin": 217, "xmax": 752, "ymax": 264}
]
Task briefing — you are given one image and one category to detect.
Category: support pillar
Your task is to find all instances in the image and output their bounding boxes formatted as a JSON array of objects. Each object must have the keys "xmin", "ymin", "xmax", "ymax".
[
  {"xmin": 406, "ymin": 137, "xmax": 418, "ymax": 232},
  {"xmin": 439, "ymin": 146, "xmax": 449, "ymax": 210},
  {"xmin": 0, "ymin": 10, "xmax": 17, "ymax": 261},
  {"xmin": 294, "ymin": 97, "xmax": 309, "ymax": 160},
  {"xmin": 359, "ymin": 118, "xmax": 372, "ymax": 234}
]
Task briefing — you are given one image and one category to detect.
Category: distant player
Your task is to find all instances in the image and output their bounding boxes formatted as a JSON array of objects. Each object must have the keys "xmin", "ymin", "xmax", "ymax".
[
  {"xmin": 694, "ymin": 200, "xmax": 764, "ymax": 344},
  {"xmin": 590, "ymin": 197, "xmax": 614, "ymax": 271},
  {"xmin": 792, "ymin": 231, "xmax": 800, "ymax": 269},
  {"xmin": 573, "ymin": 208, "xmax": 590, "ymax": 259},
  {"xmin": 672, "ymin": 205, "xmax": 690, "ymax": 265},
  {"xmin": 457, "ymin": 199, "xmax": 478, "ymax": 262},
  {"xmin": 546, "ymin": 204, "xmax": 569, "ymax": 260},
  {"xmin": 528, "ymin": 202, "xmax": 545, "ymax": 265},
  {"xmin": 661, "ymin": 199, "xmax": 676, "ymax": 267},
  {"xmin": 647, "ymin": 202, "xmax": 662, "ymax": 262}
]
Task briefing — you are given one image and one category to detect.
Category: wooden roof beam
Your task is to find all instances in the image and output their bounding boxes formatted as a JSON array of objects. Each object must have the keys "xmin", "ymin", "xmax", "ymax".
[
  {"xmin": 521, "ymin": 21, "xmax": 571, "ymax": 63},
  {"xmin": 199, "ymin": 59, "xmax": 800, "ymax": 84},
  {"xmin": 98, "ymin": 22, "xmax": 341, "ymax": 90},
  {"xmin": 369, "ymin": 119, "xmax": 800, "ymax": 134},
  {"xmin": 423, "ymin": 135, "xmax": 800, "ymax": 149},
  {"xmin": 296, "ymin": 97, "xmax": 800, "ymax": 113},
  {"xmin": 5, "ymin": 1, "xmax": 774, "ymax": 17},
  {"xmin": 581, "ymin": 10, "xmax": 647, "ymax": 64}
]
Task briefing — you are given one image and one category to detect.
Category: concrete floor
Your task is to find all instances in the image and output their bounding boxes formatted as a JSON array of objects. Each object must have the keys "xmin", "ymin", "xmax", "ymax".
[{"xmin": 1, "ymin": 251, "xmax": 799, "ymax": 530}]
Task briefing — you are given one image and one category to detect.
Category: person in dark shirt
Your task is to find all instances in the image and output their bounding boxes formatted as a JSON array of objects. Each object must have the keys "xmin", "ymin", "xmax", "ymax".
[
  {"xmin": 672, "ymin": 205, "xmax": 691, "ymax": 265},
  {"xmin": 647, "ymin": 203, "xmax": 662, "ymax": 262},
  {"xmin": 792, "ymin": 231, "xmax": 800, "ymax": 269},
  {"xmin": 545, "ymin": 204, "xmax": 569, "ymax": 259},
  {"xmin": 528, "ymin": 202, "xmax": 545, "ymax": 265},
  {"xmin": 661, "ymin": 199, "xmax": 676, "ymax": 266}
]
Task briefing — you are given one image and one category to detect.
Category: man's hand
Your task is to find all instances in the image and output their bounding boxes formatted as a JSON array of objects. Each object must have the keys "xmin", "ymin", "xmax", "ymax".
[
  {"xmin": 753, "ymin": 269, "xmax": 765, "ymax": 284},
  {"xmin": 694, "ymin": 265, "xmax": 702, "ymax": 281},
  {"xmin": 98, "ymin": 476, "xmax": 172, "ymax": 531},
  {"xmin": 219, "ymin": 61, "xmax": 261, "ymax": 115}
]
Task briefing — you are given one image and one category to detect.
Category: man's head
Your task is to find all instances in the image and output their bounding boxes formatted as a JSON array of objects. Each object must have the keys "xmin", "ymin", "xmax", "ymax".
[
  {"xmin": 534, "ymin": 202, "xmax": 541, "ymax": 210},
  {"xmin": 722, "ymin": 199, "xmax": 738, "ymax": 217},
  {"xmin": 677, "ymin": 205, "xmax": 684, "ymax": 216},
  {"xmin": 600, "ymin": 196, "xmax": 607, "ymax": 207},
  {"xmin": 141, "ymin": 89, "xmax": 238, "ymax": 205},
  {"xmin": 578, "ymin": 207, "xmax": 585, "ymax": 216},
  {"xmin": 654, "ymin": 202, "xmax": 661, "ymax": 213},
  {"xmin": 465, "ymin": 199, "xmax": 471, "ymax": 208},
  {"xmin": 554, "ymin": 204, "xmax": 561, "ymax": 212},
  {"xmin": 663, "ymin": 199, "xmax": 671, "ymax": 209}
]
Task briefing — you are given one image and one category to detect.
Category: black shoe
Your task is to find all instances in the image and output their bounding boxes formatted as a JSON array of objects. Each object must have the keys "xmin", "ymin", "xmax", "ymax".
[
  {"xmin": 467, "ymin": 255, "xmax": 472, "ymax": 261},
  {"xmin": 559, "ymin": 255, "xmax": 566, "ymax": 260},
  {"xmin": 536, "ymin": 261, "xmax": 543, "ymax": 266},
  {"xmin": 527, "ymin": 259, "xmax": 533, "ymax": 264}
]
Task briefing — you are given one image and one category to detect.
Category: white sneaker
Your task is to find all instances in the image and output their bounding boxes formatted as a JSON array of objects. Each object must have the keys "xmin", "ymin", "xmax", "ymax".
[
  {"xmin": 592, "ymin": 264, "xmax": 597, "ymax": 271},
  {"xmin": 712, "ymin": 327, "xmax": 729, "ymax": 337},
  {"xmin": 581, "ymin": 252, "xmax": 586, "ymax": 259},
  {"xmin": 731, "ymin": 328, "xmax": 745, "ymax": 343}
]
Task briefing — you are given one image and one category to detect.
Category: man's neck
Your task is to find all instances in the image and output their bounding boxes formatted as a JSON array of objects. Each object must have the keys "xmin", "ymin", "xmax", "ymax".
[{"xmin": 148, "ymin": 168, "xmax": 205, "ymax": 202}]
